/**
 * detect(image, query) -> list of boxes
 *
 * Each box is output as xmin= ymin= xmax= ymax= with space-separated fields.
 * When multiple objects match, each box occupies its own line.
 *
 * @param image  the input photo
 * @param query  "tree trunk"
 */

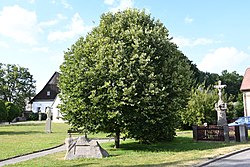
xmin=114 ymin=131 xmax=120 ymax=148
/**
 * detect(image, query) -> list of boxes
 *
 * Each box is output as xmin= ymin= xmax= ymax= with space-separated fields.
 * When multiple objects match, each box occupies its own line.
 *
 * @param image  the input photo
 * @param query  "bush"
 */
xmin=26 ymin=112 xmax=47 ymax=121
xmin=0 ymin=100 xmax=7 ymax=122
xmin=5 ymin=102 xmax=21 ymax=123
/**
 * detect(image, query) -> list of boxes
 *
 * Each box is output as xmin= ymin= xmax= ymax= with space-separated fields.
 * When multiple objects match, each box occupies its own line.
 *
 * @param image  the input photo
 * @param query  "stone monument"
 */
xmin=38 ymin=108 xmax=42 ymax=121
xmin=45 ymin=107 xmax=52 ymax=133
xmin=64 ymin=136 xmax=109 ymax=160
xmin=214 ymin=80 xmax=227 ymax=126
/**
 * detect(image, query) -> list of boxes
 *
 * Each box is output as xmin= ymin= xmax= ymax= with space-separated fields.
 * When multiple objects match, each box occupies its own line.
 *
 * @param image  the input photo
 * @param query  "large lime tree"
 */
xmin=59 ymin=9 xmax=193 ymax=147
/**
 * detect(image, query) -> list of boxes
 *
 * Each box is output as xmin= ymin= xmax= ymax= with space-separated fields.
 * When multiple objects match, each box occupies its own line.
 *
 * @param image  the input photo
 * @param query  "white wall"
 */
xmin=243 ymin=91 xmax=250 ymax=117
xmin=51 ymin=96 xmax=65 ymax=123
xmin=32 ymin=101 xmax=53 ymax=113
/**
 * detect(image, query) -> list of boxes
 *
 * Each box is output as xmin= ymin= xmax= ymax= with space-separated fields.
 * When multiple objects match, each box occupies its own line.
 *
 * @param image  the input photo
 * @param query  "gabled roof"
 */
xmin=240 ymin=68 xmax=250 ymax=91
xmin=30 ymin=72 xmax=60 ymax=103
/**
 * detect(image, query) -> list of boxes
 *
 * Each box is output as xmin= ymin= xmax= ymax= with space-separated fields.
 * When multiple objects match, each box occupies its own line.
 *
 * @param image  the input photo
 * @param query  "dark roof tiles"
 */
xmin=30 ymin=72 xmax=60 ymax=103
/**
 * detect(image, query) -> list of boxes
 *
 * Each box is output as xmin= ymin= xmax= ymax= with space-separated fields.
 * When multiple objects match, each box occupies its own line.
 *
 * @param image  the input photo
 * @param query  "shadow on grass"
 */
xmin=45 ymin=163 xmax=98 ymax=167
xmin=107 ymin=160 xmax=198 ymax=167
xmin=0 ymin=131 xmax=43 ymax=135
xmin=0 ymin=123 xmax=44 ymax=127
xmin=117 ymin=136 xmax=234 ymax=153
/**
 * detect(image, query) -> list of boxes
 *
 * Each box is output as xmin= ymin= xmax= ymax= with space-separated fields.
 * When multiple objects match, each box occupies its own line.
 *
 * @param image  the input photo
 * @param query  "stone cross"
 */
xmin=214 ymin=80 xmax=227 ymax=126
xmin=45 ymin=107 xmax=52 ymax=133
xmin=214 ymin=80 xmax=226 ymax=104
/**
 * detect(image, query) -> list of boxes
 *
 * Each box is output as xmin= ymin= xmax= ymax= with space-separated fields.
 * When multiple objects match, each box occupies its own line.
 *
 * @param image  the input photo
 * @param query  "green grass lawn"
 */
xmin=0 ymin=121 xmax=107 ymax=160
xmin=4 ymin=131 xmax=250 ymax=167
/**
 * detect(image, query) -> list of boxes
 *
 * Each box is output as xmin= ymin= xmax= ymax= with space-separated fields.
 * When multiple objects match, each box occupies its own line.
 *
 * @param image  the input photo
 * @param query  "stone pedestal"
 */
xmin=223 ymin=125 xmax=229 ymax=142
xmin=38 ymin=112 xmax=42 ymax=121
xmin=239 ymin=125 xmax=248 ymax=142
xmin=45 ymin=107 xmax=52 ymax=133
xmin=65 ymin=136 xmax=109 ymax=160
xmin=45 ymin=119 xmax=52 ymax=133
xmin=216 ymin=106 xmax=227 ymax=126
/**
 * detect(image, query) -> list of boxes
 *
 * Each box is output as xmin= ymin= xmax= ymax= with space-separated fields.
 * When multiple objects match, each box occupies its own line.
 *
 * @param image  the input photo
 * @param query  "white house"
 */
xmin=51 ymin=95 xmax=64 ymax=123
xmin=241 ymin=67 xmax=250 ymax=116
xmin=30 ymin=72 xmax=64 ymax=122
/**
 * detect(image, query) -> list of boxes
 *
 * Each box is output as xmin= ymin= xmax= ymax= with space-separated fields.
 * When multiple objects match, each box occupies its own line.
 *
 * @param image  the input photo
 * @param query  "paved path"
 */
xmin=0 ymin=145 xmax=65 ymax=167
xmin=198 ymin=148 xmax=250 ymax=167
xmin=0 ymin=139 xmax=112 ymax=166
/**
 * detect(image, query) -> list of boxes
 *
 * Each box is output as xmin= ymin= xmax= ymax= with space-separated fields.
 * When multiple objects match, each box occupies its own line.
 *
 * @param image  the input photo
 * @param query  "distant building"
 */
xmin=240 ymin=68 xmax=250 ymax=116
xmin=51 ymin=94 xmax=64 ymax=123
xmin=29 ymin=72 xmax=64 ymax=122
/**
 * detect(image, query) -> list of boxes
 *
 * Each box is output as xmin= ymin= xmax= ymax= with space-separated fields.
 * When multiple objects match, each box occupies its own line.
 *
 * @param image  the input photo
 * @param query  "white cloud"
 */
xmin=48 ymin=13 xmax=92 ymax=41
xmin=61 ymin=0 xmax=72 ymax=9
xmin=172 ymin=37 xmax=216 ymax=47
xmin=57 ymin=13 xmax=67 ymax=20
xmin=105 ymin=0 xmax=134 ymax=13
xmin=0 ymin=5 xmax=40 ymax=45
xmin=39 ymin=14 xmax=66 ymax=28
xmin=184 ymin=16 xmax=193 ymax=24
xmin=32 ymin=47 xmax=49 ymax=52
xmin=198 ymin=47 xmax=250 ymax=74
xmin=28 ymin=0 xmax=35 ymax=4
xmin=104 ymin=0 xmax=115 ymax=5
xmin=39 ymin=19 xmax=58 ymax=27
xmin=0 ymin=41 xmax=9 ymax=48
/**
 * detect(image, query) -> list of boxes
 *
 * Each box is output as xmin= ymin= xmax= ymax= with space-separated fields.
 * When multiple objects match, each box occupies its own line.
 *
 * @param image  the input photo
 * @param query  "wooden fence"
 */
xmin=192 ymin=125 xmax=247 ymax=142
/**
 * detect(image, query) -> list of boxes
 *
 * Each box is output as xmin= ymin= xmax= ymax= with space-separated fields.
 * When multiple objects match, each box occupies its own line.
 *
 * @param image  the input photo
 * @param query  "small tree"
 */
xmin=181 ymin=84 xmax=217 ymax=126
xmin=227 ymin=93 xmax=244 ymax=120
xmin=5 ymin=102 xmax=20 ymax=124
xmin=0 ymin=64 xmax=36 ymax=111
xmin=0 ymin=100 xmax=7 ymax=122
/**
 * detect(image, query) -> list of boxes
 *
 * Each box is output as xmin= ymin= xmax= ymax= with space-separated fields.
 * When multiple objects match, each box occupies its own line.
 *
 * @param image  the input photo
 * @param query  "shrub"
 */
xmin=0 ymin=100 xmax=7 ymax=122
xmin=5 ymin=102 xmax=21 ymax=124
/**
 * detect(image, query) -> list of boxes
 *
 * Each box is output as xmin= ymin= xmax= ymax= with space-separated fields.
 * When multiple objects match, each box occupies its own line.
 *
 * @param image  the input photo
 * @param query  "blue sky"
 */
xmin=1 ymin=0 xmax=250 ymax=92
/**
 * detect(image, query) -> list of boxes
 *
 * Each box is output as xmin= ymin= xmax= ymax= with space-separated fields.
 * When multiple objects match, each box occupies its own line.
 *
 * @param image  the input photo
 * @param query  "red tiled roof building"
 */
xmin=240 ymin=68 xmax=250 ymax=116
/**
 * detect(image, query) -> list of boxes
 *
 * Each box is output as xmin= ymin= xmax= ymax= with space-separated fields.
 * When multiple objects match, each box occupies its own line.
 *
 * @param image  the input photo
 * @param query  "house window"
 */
xmin=47 ymin=91 xmax=51 ymax=96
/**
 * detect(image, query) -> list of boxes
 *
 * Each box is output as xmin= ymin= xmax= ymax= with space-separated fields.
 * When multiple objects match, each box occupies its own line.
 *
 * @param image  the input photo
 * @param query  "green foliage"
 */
xmin=219 ymin=70 xmax=243 ymax=102
xmin=0 ymin=100 xmax=7 ymax=122
xmin=26 ymin=112 xmax=47 ymax=121
xmin=5 ymin=102 xmax=21 ymax=123
xmin=227 ymin=93 xmax=244 ymax=120
xmin=59 ymin=9 xmax=193 ymax=145
xmin=194 ymin=70 xmax=243 ymax=121
xmin=181 ymin=84 xmax=217 ymax=126
xmin=0 ymin=64 xmax=36 ymax=112
xmin=196 ymin=71 xmax=219 ymax=88
xmin=197 ymin=70 xmax=243 ymax=102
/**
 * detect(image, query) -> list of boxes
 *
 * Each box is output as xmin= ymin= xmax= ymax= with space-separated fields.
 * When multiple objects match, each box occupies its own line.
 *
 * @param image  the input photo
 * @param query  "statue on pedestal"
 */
xmin=45 ymin=107 xmax=52 ymax=133
xmin=214 ymin=81 xmax=227 ymax=126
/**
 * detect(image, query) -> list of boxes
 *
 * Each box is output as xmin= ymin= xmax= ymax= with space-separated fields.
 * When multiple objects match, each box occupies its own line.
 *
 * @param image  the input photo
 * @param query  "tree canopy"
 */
xmin=219 ymin=70 xmax=243 ymax=102
xmin=59 ymin=9 xmax=194 ymax=147
xmin=0 ymin=63 xmax=36 ymax=111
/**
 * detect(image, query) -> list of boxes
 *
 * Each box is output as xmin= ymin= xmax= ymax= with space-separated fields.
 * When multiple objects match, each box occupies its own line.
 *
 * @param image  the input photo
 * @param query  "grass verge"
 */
xmin=0 ymin=121 xmax=107 ymax=160
xmin=5 ymin=131 xmax=250 ymax=167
